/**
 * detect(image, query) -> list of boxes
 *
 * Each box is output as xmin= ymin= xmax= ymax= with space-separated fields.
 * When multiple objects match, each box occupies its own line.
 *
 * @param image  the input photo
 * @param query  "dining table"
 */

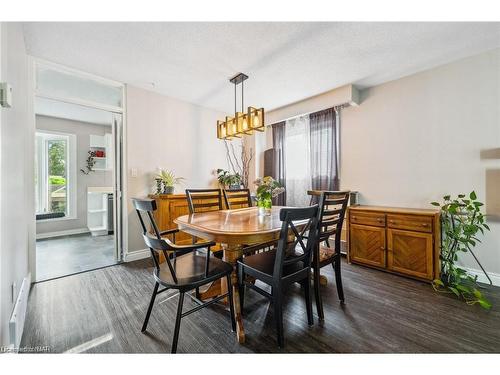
xmin=174 ymin=206 xmax=292 ymax=344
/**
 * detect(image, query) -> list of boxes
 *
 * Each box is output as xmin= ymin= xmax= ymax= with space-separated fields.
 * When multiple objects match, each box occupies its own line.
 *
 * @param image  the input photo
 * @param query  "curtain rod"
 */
xmin=265 ymin=104 xmax=346 ymax=127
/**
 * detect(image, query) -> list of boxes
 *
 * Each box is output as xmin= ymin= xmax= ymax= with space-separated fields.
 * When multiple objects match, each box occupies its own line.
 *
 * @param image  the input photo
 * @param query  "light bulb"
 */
xmin=232 ymin=122 xmax=237 ymax=133
xmin=253 ymin=114 xmax=260 ymax=127
xmin=221 ymin=125 xmax=226 ymax=137
xmin=242 ymin=118 xmax=248 ymax=130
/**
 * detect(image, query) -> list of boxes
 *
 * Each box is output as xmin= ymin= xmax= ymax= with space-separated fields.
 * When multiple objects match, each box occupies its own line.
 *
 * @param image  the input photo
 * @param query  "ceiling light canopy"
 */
xmin=217 ymin=73 xmax=264 ymax=140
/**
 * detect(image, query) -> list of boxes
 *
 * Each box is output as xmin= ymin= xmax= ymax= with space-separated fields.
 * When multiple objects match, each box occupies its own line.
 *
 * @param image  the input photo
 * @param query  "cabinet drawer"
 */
xmin=350 ymin=211 xmax=385 ymax=227
xmin=387 ymin=214 xmax=432 ymax=233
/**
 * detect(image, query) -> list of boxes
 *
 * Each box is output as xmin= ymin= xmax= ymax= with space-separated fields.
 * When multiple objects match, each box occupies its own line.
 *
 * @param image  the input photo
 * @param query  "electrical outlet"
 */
xmin=11 ymin=282 xmax=17 ymax=303
xmin=130 ymin=168 xmax=138 ymax=178
xmin=0 ymin=82 xmax=13 ymax=108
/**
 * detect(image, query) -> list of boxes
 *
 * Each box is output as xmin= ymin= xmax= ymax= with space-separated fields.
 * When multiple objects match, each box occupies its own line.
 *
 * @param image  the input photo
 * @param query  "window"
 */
xmin=35 ymin=131 xmax=76 ymax=219
xmin=284 ymin=115 xmax=312 ymax=207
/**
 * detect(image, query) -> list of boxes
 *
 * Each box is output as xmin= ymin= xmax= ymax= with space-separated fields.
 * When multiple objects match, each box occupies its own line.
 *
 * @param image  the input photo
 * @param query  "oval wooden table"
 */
xmin=174 ymin=206 xmax=289 ymax=344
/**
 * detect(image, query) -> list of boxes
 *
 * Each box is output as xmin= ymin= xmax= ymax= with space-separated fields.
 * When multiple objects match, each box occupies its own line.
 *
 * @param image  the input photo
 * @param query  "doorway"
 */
xmin=33 ymin=62 xmax=125 ymax=282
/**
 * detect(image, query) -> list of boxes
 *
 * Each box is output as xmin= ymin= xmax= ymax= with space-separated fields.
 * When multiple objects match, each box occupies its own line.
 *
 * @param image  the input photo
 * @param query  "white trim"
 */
xmin=462 ymin=267 xmax=500 ymax=287
xmin=121 ymin=85 xmax=128 ymax=262
xmin=124 ymin=248 xmax=150 ymax=262
xmin=36 ymin=227 xmax=90 ymax=240
xmin=33 ymin=57 xmax=124 ymax=88
xmin=35 ymin=92 xmax=124 ymax=114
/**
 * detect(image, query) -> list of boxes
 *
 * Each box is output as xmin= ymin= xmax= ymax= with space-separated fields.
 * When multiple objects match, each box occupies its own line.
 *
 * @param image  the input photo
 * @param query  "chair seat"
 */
xmin=317 ymin=244 xmax=341 ymax=265
xmin=238 ymin=249 xmax=305 ymax=284
xmin=155 ymin=252 xmax=232 ymax=289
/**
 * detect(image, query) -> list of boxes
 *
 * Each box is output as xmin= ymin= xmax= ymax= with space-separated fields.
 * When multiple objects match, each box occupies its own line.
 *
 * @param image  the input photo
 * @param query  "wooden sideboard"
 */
xmin=148 ymin=194 xmax=193 ymax=245
xmin=346 ymin=205 xmax=440 ymax=282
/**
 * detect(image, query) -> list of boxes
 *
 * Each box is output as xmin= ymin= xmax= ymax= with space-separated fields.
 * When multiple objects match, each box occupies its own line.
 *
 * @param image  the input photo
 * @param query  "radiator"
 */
xmin=9 ymin=274 xmax=31 ymax=351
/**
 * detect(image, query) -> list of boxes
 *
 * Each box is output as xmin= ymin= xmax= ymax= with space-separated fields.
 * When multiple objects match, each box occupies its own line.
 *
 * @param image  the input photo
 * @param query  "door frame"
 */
xmin=29 ymin=58 xmax=128 ymax=281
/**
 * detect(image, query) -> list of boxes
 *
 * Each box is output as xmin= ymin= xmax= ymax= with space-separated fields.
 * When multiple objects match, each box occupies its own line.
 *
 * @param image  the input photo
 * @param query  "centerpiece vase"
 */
xmin=257 ymin=197 xmax=272 ymax=216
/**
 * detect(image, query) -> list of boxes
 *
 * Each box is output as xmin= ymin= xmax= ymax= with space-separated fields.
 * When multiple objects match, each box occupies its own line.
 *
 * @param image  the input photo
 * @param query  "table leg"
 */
xmin=221 ymin=243 xmax=245 ymax=344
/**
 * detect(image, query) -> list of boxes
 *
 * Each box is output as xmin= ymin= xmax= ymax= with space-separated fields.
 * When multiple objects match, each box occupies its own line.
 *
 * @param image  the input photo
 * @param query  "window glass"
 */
xmin=36 ymin=132 xmax=71 ymax=217
xmin=47 ymin=139 xmax=67 ymax=214
xmin=36 ymin=65 xmax=123 ymax=108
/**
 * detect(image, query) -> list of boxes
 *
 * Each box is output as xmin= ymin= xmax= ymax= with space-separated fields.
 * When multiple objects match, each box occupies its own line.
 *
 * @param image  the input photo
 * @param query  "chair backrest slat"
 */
xmin=186 ymin=189 xmax=223 ymax=214
xmin=272 ymin=206 xmax=320 ymax=278
xmin=223 ymin=188 xmax=252 ymax=210
xmin=309 ymin=191 xmax=350 ymax=252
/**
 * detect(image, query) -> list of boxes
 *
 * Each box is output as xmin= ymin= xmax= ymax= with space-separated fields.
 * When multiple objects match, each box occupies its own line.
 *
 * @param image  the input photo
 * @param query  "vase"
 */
xmin=257 ymin=197 xmax=272 ymax=216
xmin=155 ymin=178 xmax=163 ymax=194
xmin=162 ymin=184 xmax=174 ymax=194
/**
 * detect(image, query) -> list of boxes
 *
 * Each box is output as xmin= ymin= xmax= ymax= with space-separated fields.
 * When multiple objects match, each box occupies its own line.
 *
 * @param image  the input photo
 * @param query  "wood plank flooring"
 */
xmin=21 ymin=258 xmax=500 ymax=353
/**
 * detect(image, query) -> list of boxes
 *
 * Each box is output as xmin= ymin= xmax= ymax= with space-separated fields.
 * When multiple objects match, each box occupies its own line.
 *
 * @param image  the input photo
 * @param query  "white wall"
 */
xmin=35 ymin=115 xmax=113 ymax=235
xmin=125 ymin=85 xmax=228 ymax=254
xmin=257 ymin=48 xmax=500 ymax=278
xmin=0 ymin=23 xmax=31 ymax=346
xmin=341 ymin=48 xmax=500 ymax=277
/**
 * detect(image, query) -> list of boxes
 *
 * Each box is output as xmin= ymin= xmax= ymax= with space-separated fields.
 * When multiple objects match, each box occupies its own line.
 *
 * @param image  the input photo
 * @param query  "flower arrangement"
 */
xmin=254 ymin=176 xmax=285 ymax=215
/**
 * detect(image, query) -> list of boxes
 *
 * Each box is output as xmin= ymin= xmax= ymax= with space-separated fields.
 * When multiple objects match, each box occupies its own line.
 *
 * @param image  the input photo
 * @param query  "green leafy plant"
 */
xmin=80 ymin=150 xmax=97 ymax=175
xmin=155 ymin=170 xmax=185 ymax=187
xmin=431 ymin=192 xmax=491 ymax=309
xmin=216 ymin=168 xmax=242 ymax=188
xmin=49 ymin=175 xmax=66 ymax=186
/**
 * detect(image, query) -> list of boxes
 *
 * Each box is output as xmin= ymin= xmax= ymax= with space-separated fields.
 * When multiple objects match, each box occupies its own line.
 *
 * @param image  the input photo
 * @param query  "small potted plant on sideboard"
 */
xmin=155 ymin=169 xmax=185 ymax=194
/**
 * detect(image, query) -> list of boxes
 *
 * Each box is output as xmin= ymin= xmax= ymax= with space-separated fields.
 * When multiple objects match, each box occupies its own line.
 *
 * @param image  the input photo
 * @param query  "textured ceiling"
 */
xmin=23 ymin=22 xmax=500 ymax=113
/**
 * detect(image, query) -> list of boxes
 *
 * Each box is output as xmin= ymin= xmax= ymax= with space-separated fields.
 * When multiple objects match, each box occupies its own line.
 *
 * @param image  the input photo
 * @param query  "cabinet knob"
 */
xmin=380 ymin=246 xmax=384 ymax=250
xmin=389 ymin=220 xmax=395 ymax=224
xmin=352 ymin=216 xmax=356 ymax=220
xmin=422 ymin=223 xmax=428 ymax=227
xmin=377 ymin=218 xmax=382 ymax=222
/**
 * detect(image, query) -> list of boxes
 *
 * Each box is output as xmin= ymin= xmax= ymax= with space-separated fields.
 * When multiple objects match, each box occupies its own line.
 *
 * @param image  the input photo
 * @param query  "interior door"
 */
xmin=349 ymin=224 xmax=386 ymax=268
xmin=387 ymin=228 xmax=433 ymax=280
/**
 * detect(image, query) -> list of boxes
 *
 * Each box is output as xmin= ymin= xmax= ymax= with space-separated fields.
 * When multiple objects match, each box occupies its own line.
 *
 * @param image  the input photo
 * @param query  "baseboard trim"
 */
xmin=9 ymin=272 xmax=31 ymax=351
xmin=124 ymin=248 xmax=150 ymax=262
xmin=36 ymin=227 xmax=89 ymax=240
xmin=462 ymin=266 xmax=500 ymax=287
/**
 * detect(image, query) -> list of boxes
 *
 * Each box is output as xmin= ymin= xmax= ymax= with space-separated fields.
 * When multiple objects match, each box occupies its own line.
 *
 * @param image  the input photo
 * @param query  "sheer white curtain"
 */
xmin=284 ymin=115 xmax=311 ymax=207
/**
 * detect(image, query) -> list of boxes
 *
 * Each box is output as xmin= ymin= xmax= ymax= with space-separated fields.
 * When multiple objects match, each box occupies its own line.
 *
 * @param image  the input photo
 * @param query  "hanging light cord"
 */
xmin=234 ymin=81 xmax=237 ymax=114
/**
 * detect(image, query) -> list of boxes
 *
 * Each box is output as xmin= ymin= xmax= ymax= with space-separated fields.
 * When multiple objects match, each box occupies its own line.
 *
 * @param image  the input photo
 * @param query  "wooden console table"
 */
xmin=148 ymin=194 xmax=193 ymax=245
xmin=347 ymin=205 xmax=440 ymax=282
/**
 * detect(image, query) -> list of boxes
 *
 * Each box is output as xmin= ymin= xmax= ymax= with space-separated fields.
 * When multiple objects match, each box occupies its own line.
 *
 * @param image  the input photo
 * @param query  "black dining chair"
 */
xmin=237 ymin=205 xmax=320 ymax=348
xmin=307 ymin=190 xmax=350 ymax=320
xmin=223 ymin=188 xmax=252 ymax=209
xmin=133 ymin=198 xmax=236 ymax=353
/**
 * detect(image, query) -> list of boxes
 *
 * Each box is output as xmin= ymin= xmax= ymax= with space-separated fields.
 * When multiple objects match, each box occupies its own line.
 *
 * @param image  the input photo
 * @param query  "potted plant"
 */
xmin=431 ymin=192 xmax=491 ymax=309
xmin=155 ymin=170 xmax=185 ymax=194
xmin=216 ymin=168 xmax=242 ymax=190
xmin=80 ymin=150 xmax=97 ymax=175
xmin=254 ymin=176 xmax=285 ymax=216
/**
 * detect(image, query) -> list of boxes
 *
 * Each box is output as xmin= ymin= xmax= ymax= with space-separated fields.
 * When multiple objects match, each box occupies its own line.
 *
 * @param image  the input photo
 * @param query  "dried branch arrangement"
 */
xmin=224 ymin=140 xmax=253 ymax=188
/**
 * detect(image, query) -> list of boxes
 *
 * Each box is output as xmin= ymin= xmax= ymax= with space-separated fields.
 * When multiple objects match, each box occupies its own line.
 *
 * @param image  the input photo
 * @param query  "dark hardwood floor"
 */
xmin=21 ymin=257 xmax=500 ymax=353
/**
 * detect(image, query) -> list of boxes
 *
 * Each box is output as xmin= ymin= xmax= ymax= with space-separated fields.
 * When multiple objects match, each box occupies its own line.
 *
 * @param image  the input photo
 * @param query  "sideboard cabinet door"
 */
xmin=387 ymin=228 xmax=434 ymax=280
xmin=349 ymin=224 xmax=386 ymax=268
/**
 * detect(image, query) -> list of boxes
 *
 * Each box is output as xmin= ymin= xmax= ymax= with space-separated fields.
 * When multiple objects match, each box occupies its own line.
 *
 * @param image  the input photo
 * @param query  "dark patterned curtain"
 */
xmin=309 ymin=107 xmax=339 ymax=191
xmin=272 ymin=121 xmax=286 ymax=205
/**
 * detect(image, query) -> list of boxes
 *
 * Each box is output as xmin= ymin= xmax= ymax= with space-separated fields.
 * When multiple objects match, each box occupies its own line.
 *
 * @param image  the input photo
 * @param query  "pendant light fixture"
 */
xmin=217 ymin=73 xmax=264 ymax=140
